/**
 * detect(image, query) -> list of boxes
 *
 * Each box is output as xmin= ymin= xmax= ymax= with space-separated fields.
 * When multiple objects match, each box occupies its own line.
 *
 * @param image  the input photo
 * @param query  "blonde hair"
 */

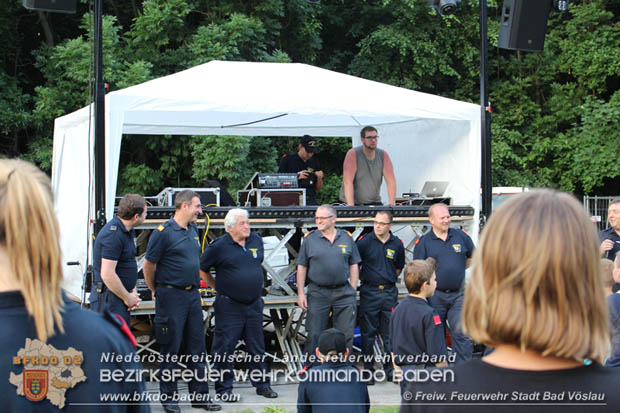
xmin=600 ymin=259 xmax=615 ymax=289
xmin=463 ymin=189 xmax=609 ymax=364
xmin=0 ymin=159 xmax=64 ymax=341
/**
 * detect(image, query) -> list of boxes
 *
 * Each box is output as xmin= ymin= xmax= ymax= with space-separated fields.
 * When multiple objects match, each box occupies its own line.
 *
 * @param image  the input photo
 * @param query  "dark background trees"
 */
xmin=1 ymin=0 xmax=619 ymax=201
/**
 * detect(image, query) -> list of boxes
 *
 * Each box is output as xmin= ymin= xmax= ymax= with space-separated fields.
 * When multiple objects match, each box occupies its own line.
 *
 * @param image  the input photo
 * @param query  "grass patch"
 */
xmin=370 ymin=406 xmax=399 ymax=413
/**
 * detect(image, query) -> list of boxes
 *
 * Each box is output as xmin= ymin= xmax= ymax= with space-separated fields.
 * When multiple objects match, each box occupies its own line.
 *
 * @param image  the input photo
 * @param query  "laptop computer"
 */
xmin=420 ymin=181 xmax=449 ymax=198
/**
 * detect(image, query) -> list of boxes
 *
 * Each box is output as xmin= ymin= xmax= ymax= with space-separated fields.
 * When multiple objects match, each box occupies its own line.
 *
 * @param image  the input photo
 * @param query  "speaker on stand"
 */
xmin=498 ymin=0 xmax=553 ymax=52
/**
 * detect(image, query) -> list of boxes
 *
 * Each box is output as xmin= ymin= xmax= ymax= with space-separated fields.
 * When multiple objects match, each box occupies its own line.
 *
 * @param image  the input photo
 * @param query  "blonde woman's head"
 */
xmin=463 ymin=189 xmax=609 ymax=363
xmin=0 ymin=159 xmax=64 ymax=341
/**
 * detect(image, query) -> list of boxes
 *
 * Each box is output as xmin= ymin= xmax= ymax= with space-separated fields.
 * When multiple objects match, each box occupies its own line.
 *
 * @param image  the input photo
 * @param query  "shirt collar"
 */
xmin=368 ymin=231 xmax=395 ymax=243
xmin=318 ymin=229 xmax=342 ymax=240
xmin=112 ymin=215 xmax=130 ymax=233
xmin=168 ymin=217 xmax=186 ymax=231
xmin=429 ymin=227 xmax=452 ymax=240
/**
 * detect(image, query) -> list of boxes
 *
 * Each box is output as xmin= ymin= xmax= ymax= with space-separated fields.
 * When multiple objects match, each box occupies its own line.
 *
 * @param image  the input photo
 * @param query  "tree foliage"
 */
xmin=1 ymin=0 xmax=620 ymax=200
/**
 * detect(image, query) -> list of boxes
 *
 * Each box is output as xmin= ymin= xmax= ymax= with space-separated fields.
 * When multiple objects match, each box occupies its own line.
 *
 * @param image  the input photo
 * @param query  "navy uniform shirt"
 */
xmin=413 ymin=227 xmax=474 ymax=291
xmin=145 ymin=218 xmax=201 ymax=287
xmin=599 ymin=227 xmax=620 ymax=262
xmin=356 ymin=231 xmax=405 ymax=285
xmin=91 ymin=216 xmax=138 ymax=303
xmin=297 ymin=361 xmax=369 ymax=413
xmin=200 ymin=232 xmax=264 ymax=304
xmin=297 ymin=229 xmax=361 ymax=286
xmin=278 ymin=153 xmax=321 ymax=205
xmin=1 ymin=291 xmax=148 ymax=412
xmin=389 ymin=295 xmax=448 ymax=366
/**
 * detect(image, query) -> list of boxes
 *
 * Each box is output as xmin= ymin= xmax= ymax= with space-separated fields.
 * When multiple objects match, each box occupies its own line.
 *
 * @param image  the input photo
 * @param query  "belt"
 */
xmin=436 ymin=288 xmax=460 ymax=293
xmin=219 ymin=294 xmax=257 ymax=306
xmin=362 ymin=283 xmax=395 ymax=290
xmin=156 ymin=283 xmax=196 ymax=291
xmin=314 ymin=282 xmax=348 ymax=289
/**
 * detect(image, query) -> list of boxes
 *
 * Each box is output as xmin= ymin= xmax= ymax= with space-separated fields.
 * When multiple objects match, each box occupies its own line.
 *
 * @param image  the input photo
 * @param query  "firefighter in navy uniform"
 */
xmin=90 ymin=194 xmax=146 ymax=326
xmin=199 ymin=208 xmax=277 ymax=400
xmin=297 ymin=328 xmax=370 ymax=413
xmin=356 ymin=211 xmax=405 ymax=382
xmin=0 ymin=158 xmax=148 ymax=412
xmin=413 ymin=203 xmax=475 ymax=363
xmin=143 ymin=190 xmax=221 ymax=412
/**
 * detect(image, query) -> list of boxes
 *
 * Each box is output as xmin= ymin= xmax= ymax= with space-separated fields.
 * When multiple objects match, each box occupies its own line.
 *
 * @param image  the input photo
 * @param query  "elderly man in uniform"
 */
xmin=413 ymin=203 xmax=475 ymax=363
xmin=340 ymin=126 xmax=397 ymax=206
xmin=90 ymin=194 xmax=146 ymax=326
xmin=200 ymin=208 xmax=277 ymax=400
xmin=356 ymin=210 xmax=405 ymax=382
xmin=600 ymin=199 xmax=620 ymax=292
xmin=143 ymin=190 xmax=221 ymax=412
xmin=297 ymin=205 xmax=361 ymax=357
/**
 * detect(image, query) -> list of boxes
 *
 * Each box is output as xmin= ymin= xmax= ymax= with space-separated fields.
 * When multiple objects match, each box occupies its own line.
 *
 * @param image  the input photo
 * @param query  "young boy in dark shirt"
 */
xmin=389 ymin=258 xmax=448 ymax=393
xmin=297 ymin=328 xmax=370 ymax=412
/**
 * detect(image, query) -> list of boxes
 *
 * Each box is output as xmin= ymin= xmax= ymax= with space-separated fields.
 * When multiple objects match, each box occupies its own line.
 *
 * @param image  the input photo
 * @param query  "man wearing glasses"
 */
xmin=296 ymin=205 xmax=361 ymax=358
xmin=356 ymin=211 xmax=405 ymax=383
xmin=340 ymin=126 xmax=397 ymax=206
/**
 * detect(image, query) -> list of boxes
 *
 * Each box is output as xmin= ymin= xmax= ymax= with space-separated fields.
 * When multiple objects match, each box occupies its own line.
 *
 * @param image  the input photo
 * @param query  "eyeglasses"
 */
xmin=363 ymin=135 xmax=378 ymax=140
xmin=373 ymin=221 xmax=391 ymax=226
xmin=315 ymin=215 xmax=334 ymax=221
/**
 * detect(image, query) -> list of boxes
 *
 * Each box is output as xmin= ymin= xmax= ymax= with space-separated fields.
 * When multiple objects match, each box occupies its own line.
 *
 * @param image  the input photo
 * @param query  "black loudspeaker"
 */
xmin=23 ymin=0 xmax=76 ymax=14
xmin=498 ymin=0 xmax=552 ymax=52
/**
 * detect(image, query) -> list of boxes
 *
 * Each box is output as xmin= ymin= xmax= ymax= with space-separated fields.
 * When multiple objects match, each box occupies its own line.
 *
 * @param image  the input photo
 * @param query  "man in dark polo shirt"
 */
xmin=600 ymin=199 xmax=620 ymax=292
xmin=297 ymin=204 xmax=361 ymax=356
xmin=90 ymin=194 xmax=146 ymax=326
xmin=356 ymin=210 xmax=405 ymax=382
xmin=200 ymin=208 xmax=277 ymax=400
xmin=143 ymin=190 xmax=221 ymax=412
xmin=413 ymin=203 xmax=475 ymax=363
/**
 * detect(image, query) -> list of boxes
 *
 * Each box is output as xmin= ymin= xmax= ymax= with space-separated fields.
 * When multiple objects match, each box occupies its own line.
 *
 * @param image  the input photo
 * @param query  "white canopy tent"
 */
xmin=52 ymin=60 xmax=481 ymax=299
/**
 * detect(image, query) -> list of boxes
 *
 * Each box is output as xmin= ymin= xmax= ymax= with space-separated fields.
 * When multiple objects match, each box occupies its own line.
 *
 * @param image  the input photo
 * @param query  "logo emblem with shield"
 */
xmin=24 ymin=370 xmax=48 ymax=402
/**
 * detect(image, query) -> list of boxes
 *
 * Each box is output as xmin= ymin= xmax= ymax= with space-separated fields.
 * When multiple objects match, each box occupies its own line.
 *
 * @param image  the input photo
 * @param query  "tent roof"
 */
xmin=107 ymin=60 xmax=479 ymax=136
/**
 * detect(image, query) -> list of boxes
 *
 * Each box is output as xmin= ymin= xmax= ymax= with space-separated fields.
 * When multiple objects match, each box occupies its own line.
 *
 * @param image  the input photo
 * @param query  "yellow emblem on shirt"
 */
xmin=249 ymin=248 xmax=258 ymax=258
xmin=157 ymin=225 xmax=165 ymax=232
xmin=386 ymin=248 xmax=395 ymax=259
xmin=452 ymin=244 xmax=462 ymax=253
xmin=337 ymin=244 xmax=348 ymax=254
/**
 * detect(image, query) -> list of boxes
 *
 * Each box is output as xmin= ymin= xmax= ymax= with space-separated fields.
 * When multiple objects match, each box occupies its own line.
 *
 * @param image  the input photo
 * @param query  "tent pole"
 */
xmin=480 ymin=0 xmax=492 ymax=224
xmin=94 ymin=0 xmax=106 ymax=235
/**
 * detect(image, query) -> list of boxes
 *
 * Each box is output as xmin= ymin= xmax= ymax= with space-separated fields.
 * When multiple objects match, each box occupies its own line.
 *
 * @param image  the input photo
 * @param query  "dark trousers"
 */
xmin=428 ymin=289 xmax=472 ymax=363
xmin=305 ymin=283 xmax=357 ymax=355
xmin=92 ymin=290 xmax=130 ymax=327
xmin=154 ymin=288 xmax=210 ymax=399
xmin=359 ymin=285 xmax=397 ymax=372
xmin=211 ymin=295 xmax=270 ymax=394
